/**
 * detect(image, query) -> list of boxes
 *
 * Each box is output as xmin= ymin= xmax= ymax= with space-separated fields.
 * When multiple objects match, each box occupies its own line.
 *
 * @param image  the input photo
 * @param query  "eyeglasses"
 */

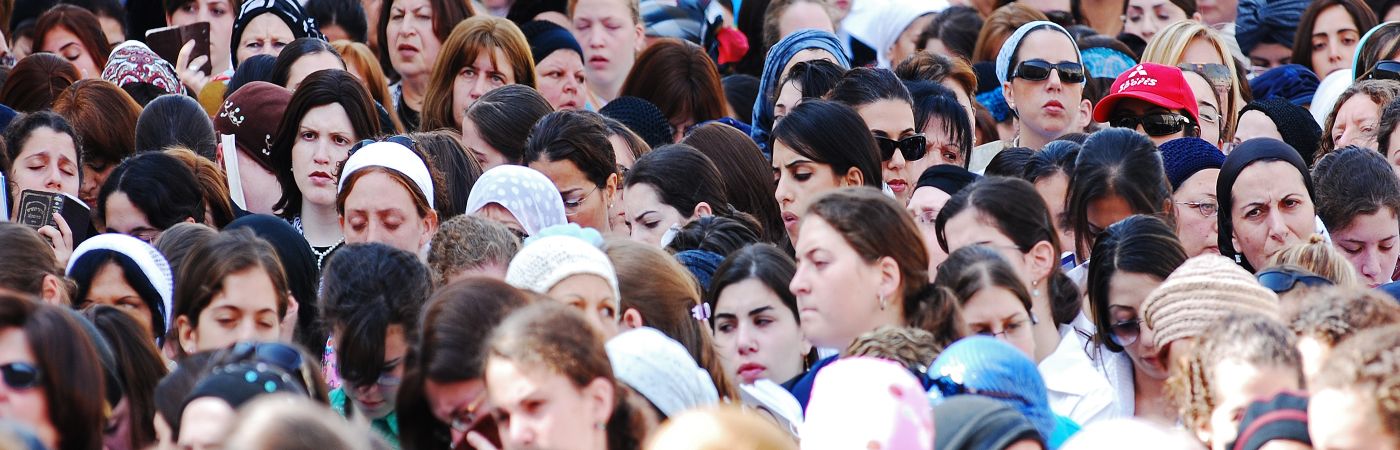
xmin=0 ymin=362 xmax=41 ymax=390
xmin=1257 ymin=269 xmax=1334 ymax=293
xmin=876 ymin=134 xmax=927 ymax=162
xmin=563 ymin=186 xmax=597 ymax=217
xmin=1175 ymin=201 xmax=1218 ymax=218
xmin=449 ymin=391 xmax=491 ymax=435
xmin=1366 ymin=60 xmax=1400 ymax=81
xmin=973 ymin=316 xmax=1036 ymax=340
xmin=1012 ymin=59 xmax=1086 ymax=84
xmin=224 ymin=342 xmax=314 ymax=396
xmin=1178 ymin=63 xmax=1232 ymax=100
xmin=927 ymin=375 xmax=1028 ymax=403
xmin=1109 ymin=318 xmax=1143 ymax=346
xmin=1110 ymin=113 xmax=1193 ymax=137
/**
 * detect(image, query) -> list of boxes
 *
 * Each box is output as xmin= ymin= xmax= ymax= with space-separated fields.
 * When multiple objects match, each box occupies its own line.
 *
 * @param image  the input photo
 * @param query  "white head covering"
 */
xmin=338 ymin=141 xmax=435 ymax=208
xmin=995 ymin=21 xmax=1084 ymax=84
xmin=844 ymin=0 xmax=946 ymax=69
xmin=464 ymin=165 xmax=568 ymax=237
xmin=606 ymin=327 xmax=720 ymax=417
xmin=505 ymin=235 xmax=620 ymax=302
xmin=1311 ymin=69 xmax=1354 ymax=126
xmin=66 ymin=233 xmax=175 ymax=334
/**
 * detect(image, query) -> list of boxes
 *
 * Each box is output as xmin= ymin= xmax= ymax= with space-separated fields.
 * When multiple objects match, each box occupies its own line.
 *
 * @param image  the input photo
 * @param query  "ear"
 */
xmin=279 ymin=293 xmax=300 ymax=343
xmin=604 ymin=172 xmax=620 ymax=208
xmin=692 ymin=201 xmax=713 ymax=218
xmin=841 ymin=166 xmax=865 ymax=187
xmin=40 ymin=274 xmax=66 ymax=306
xmin=583 ymin=377 xmax=617 ymax=426
xmin=176 ymin=315 xmax=198 ymax=355
xmin=1076 ymin=99 xmax=1093 ymax=129
xmin=420 ymin=211 xmax=440 ymax=249
xmin=184 ymin=217 xmax=197 ymax=224
xmin=216 ymin=143 xmax=226 ymax=168
xmin=620 ymin=308 xmax=645 ymax=330
xmin=1024 ymin=240 xmax=1056 ymax=288
xmin=876 ymin=256 xmax=902 ymax=307
xmin=1191 ymin=12 xmax=1203 ymax=22
xmin=632 ymin=23 xmax=646 ymax=53
xmin=1001 ymin=81 xmax=1016 ymax=112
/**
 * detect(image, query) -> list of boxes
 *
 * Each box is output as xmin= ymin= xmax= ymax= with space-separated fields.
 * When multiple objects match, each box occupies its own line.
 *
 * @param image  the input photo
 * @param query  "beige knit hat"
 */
xmin=1141 ymin=254 xmax=1280 ymax=350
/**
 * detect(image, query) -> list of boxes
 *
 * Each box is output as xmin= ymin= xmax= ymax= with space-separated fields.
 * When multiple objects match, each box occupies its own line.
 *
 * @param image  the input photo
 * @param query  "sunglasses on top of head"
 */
xmin=1109 ymin=113 xmax=1193 ymax=137
xmin=876 ymin=134 xmax=927 ymax=162
xmin=1366 ymin=60 xmax=1400 ymax=81
xmin=1013 ymin=59 xmax=1086 ymax=84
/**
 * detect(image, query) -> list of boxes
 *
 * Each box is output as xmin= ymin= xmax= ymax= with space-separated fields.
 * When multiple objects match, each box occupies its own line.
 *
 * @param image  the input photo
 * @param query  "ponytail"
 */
xmin=902 ymin=283 xmax=966 ymax=349
xmin=1047 ymin=271 xmax=1081 ymax=325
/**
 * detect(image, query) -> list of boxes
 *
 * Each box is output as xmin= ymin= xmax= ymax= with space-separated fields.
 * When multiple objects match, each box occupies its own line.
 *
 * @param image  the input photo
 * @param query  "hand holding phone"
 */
xmin=146 ymin=22 xmax=213 ymax=93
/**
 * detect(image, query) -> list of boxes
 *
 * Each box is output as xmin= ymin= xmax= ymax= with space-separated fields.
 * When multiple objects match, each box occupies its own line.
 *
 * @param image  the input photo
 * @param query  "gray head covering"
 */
xmin=995 ymin=21 xmax=1084 ymax=84
xmin=464 ymin=165 xmax=568 ymax=237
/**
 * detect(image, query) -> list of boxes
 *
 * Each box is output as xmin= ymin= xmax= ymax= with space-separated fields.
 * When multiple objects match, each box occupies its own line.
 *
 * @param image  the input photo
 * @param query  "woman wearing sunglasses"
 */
xmin=1217 ymin=138 xmax=1318 ymax=273
xmin=972 ymin=21 xmax=1086 ymax=173
xmin=336 ymin=138 xmax=442 ymax=256
xmin=828 ymin=68 xmax=924 ymax=205
xmin=523 ymin=110 xmax=620 ymax=234
xmin=1085 ymin=215 xmax=1187 ymax=423
xmin=1141 ymin=21 xmax=1249 ymax=145
xmin=934 ymin=245 xmax=1039 ymax=358
xmin=0 ymin=294 xmax=106 ymax=450
xmin=1092 ymin=63 xmax=1202 ymax=147
xmin=320 ymin=243 xmax=433 ymax=448
xmin=771 ymin=100 xmax=883 ymax=246
xmin=1312 ymin=147 xmax=1400 ymax=288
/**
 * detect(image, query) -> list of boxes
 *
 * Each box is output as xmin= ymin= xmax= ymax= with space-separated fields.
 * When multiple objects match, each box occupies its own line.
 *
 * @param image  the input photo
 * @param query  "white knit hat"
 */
xmin=606 ymin=327 xmax=720 ymax=417
xmin=66 ymin=233 xmax=174 ymax=334
xmin=505 ymin=235 xmax=620 ymax=303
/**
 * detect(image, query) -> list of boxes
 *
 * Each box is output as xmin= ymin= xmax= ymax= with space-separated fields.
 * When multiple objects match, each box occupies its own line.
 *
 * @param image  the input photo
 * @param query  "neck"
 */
xmin=1133 ymin=368 xmax=1172 ymax=421
xmin=590 ymin=70 xmax=628 ymax=103
xmin=1017 ymin=128 xmax=1057 ymax=150
xmin=300 ymin=202 xmax=343 ymax=247
xmin=1029 ymin=278 xmax=1061 ymax=363
xmin=401 ymin=75 xmax=427 ymax=109
xmin=1080 ymin=0 xmax=1124 ymax=36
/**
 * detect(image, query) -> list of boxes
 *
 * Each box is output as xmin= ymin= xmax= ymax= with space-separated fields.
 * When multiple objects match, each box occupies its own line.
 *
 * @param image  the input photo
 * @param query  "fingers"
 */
xmin=463 ymin=432 xmax=500 ymax=450
xmin=177 ymin=39 xmax=195 ymax=69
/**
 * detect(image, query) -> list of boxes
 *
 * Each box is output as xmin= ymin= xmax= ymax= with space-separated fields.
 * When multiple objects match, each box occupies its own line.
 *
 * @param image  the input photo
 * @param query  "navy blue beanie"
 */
xmin=519 ymin=20 xmax=584 ymax=65
xmin=1240 ymin=99 xmax=1323 ymax=165
xmin=1160 ymin=137 xmax=1226 ymax=190
xmin=600 ymin=96 xmax=675 ymax=148
xmin=1249 ymin=64 xmax=1320 ymax=107
xmin=1235 ymin=0 xmax=1308 ymax=54
xmin=675 ymin=249 xmax=725 ymax=291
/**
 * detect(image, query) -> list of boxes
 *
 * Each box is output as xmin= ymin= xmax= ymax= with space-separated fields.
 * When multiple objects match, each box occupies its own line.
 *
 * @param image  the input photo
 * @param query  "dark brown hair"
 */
xmin=411 ymin=129 xmax=482 ymax=219
xmin=81 ymin=305 xmax=168 ymax=450
xmin=170 ymin=229 xmax=292 ymax=356
xmin=33 ymin=5 xmax=112 ymax=73
xmin=682 ymin=123 xmax=786 ymax=245
xmin=935 ymin=244 xmax=1031 ymax=317
xmin=805 ymin=187 xmax=963 ymax=341
xmin=1293 ymin=0 xmax=1378 ymax=76
xmin=164 ymin=146 xmax=236 ymax=228
xmin=420 ymin=16 xmax=537 ymax=132
xmin=972 ymin=3 xmax=1048 ymax=63
xmin=1313 ymin=146 xmax=1400 ymax=233
xmin=893 ymin=50 xmax=978 ymax=99
xmin=51 ymin=79 xmax=141 ymax=172
xmin=465 ymin=84 xmax=554 ymax=165
xmin=0 ymin=223 xmax=62 ymax=299
xmin=0 ymin=294 xmax=107 ymax=450
xmin=619 ymin=39 xmax=727 ymax=132
xmin=523 ymin=110 xmax=618 ymax=188
xmin=270 ymin=69 xmax=381 ymax=219
xmin=0 ymin=53 xmax=79 ymax=112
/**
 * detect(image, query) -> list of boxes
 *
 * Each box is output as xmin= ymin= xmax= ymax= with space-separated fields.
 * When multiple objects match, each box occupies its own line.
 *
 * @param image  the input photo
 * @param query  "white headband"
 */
xmin=337 ymin=141 xmax=435 ymax=208
xmin=66 ymin=233 xmax=174 ymax=334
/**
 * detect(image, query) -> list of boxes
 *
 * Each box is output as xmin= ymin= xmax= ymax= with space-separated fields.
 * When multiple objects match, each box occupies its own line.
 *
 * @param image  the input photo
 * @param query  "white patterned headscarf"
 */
xmin=465 ymin=165 xmax=568 ymax=237
xmin=66 ymin=233 xmax=175 ymax=336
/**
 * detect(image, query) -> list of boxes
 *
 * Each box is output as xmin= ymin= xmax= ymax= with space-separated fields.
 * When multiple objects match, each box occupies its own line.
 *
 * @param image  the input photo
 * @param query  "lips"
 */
xmin=588 ymin=55 xmax=610 ymax=70
xmin=396 ymin=43 xmax=419 ymax=58
xmin=782 ymin=211 xmax=799 ymax=231
xmin=1043 ymin=100 xmax=1065 ymax=113
xmin=308 ymin=171 xmax=334 ymax=186
xmin=737 ymin=362 xmax=767 ymax=384
xmin=888 ymin=179 xmax=907 ymax=193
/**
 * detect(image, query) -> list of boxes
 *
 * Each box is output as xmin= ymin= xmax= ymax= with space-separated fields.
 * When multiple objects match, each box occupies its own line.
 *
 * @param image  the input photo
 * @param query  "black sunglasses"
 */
xmin=1257 ymin=269 xmax=1333 ymax=293
xmin=876 ymin=134 xmax=927 ymax=162
xmin=0 ymin=362 xmax=41 ymax=390
xmin=1367 ymin=60 xmax=1400 ymax=81
xmin=1109 ymin=113 xmax=1193 ymax=137
xmin=1013 ymin=59 xmax=1086 ymax=84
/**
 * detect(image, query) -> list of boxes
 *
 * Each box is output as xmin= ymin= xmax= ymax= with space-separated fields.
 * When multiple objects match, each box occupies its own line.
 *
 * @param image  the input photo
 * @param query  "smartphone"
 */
xmin=16 ymin=190 xmax=91 ymax=244
xmin=145 ymin=22 xmax=212 ymax=76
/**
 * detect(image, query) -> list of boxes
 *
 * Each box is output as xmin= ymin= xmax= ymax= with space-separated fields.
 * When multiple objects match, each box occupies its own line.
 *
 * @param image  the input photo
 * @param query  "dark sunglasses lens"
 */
xmin=1017 ymin=61 xmax=1052 ymax=81
xmin=2 ymin=363 xmax=39 ymax=389
xmin=877 ymin=138 xmax=898 ymax=161
xmin=257 ymin=344 xmax=303 ymax=372
xmin=902 ymin=135 xmax=927 ymax=161
xmin=1256 ymin=272 xmax=1295 ymax=292
xmin=1057 ymin=63 xmax=1085 ymax=83
xmin=1141 ymin=115 xmax=1186 ymax=136
xmin=1109 ymin=116 xmax=1139 ymax=129
xmin=1111 ymin=321 xmax=1140 ymax=346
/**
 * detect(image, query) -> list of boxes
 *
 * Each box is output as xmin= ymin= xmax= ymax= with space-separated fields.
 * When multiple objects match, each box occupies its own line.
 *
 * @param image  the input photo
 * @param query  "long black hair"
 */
xmin=270 ymin=69 xmax=381 ymax=219
xmin=319 ymin=243 xmax=431 ymax=402
xmin=1086 ymin=215 xmax=1187 ymax=352
xmin=772 ymin=100 xmax=883 ymax=188
xmin=1066 ymin=128 xmax=1173 ymax=260
xmin=624 ymin=144 xmax=762 ymax=236
xmin=906 ymin=80 xmax=973 ymax=167
xmin=705 ymin=243 xmax=817 ymax=368
xmin=97 ymin=152 xmax=205 ymax=231
xmin=268 ymin=37 xmax=345 ymax=88
xmin=523 ymin=110 xmax=617 ymax=188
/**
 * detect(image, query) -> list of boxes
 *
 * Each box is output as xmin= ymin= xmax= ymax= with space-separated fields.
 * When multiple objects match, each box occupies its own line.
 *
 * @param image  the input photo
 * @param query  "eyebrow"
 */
xmin=784 ymin=159 xmax=813 ymax=169
xmin=630 ymin=210 xmax=656 ymax=222
xmin=748 ymin=306 xmax=775 ymax=317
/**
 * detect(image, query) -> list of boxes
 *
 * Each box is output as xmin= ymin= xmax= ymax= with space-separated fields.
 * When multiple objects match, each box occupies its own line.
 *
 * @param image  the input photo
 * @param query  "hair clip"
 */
xmin=691 ymin=303 xmax=711 ymax=322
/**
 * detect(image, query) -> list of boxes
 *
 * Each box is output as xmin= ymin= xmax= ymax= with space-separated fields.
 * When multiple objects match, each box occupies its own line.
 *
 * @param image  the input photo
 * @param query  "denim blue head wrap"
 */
xmin=927 ymin=336 xmax=1054 ymax=441
xmin=675 ymin=249 xmax=726 ymax=291
xmin=1248 ymin=64 xmax=1319 ymax=106
xmin=1081 ymin=47 xmax=1136 ymax=80
xmin=1234 ymin=0 xmax=1307 ymax=54
xmin=976 ymin=87 xmax=1011 ymax=123
xmin=994 ymin=21 xmax=1082 ymax=85
xmin=750 ymin=29 xmax=851 ymax=158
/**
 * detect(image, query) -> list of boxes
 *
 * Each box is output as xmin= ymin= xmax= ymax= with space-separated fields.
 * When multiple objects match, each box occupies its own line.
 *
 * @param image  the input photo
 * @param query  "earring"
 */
xmin=1032 ymin=280 xmax=1041 ymax=297
xmin=879 ymin=294 xmax=887 ymax=311
xmin=595 ymin=422 xmax=606 ymax=430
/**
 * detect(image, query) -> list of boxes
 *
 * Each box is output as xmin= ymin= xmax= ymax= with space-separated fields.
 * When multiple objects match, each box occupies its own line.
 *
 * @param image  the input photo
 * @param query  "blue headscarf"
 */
xmin=1081 ymin=47 xmax=1136 ymax=80
xmin=927 ymin=336 xmax=1054 ymax=441
xmin=750 ymin=29 xmax=851 ymax=157
xmin=1234 ymin=0 xmax=1307 ymax=55
xmin=1248 ymin=64 xmax=1319 ymax=106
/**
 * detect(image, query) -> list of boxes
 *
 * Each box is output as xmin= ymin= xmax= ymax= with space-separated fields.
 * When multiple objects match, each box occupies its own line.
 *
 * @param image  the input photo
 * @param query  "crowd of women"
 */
xmin=2 ymin=0 xmax=1400 ymax=448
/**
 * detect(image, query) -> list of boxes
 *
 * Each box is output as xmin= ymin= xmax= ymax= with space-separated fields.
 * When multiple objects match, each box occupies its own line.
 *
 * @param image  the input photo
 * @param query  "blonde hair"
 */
xmin=331 ymin=40 xmax=403 ymax=133
xmin=1140 ymin=20 xmax=1246 ymax=143
xmin=644 ymin=406 xmax=797 ymax=450
xmin=1267 ymin=235 xmax=1361 ymax=287
xmin=225 ymin=395 xmax=376 ymax=450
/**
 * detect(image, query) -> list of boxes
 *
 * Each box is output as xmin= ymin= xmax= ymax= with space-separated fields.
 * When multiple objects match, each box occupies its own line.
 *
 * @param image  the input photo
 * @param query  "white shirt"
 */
xmin=1039 ymin=313 xmax=1135 ymax=426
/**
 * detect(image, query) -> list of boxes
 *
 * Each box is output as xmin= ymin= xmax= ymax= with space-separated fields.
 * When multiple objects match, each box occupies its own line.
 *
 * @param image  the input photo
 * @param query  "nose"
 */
xmin=789 ymin=265 xmax=810 ymax=297
xmin=44 ymin=167 xmax=64 ymax=191
xmin=509 ymin=418 xmax=535 ymax=446
xmin=312 ymin=141 xmax=332 ymax=164
xmin=470 ymin=77 xmax=491 ymax=101
xmin=735 ymin=324 xmax=758 ymax=356
xmin=1265 ymin=210 xmax=1291 ymax=242
xmin=365 ymin=221 xmax=390 ymax=244
xmin=887 ymin=149 xmax=906 ymax=171
xmin=1359 ymin=251 xmax=1381 ymax=282
xmin=1328 ymin=37 xmax=1344 ymax=62
xmin=233 ymin=319 xmax=260 ymax=342
xmin=587 ymin=29 xmax=607 ymax=48
xmin=1138 ymin=321 xmax=1158 ymax=351
xmin=775 ymin=176 xmax=794 ymax=206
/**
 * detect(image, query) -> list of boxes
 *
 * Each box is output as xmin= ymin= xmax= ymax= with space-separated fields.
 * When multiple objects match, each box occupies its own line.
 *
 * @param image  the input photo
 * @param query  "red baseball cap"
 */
xmin=1092 ymin=62 xmax=1200 ymax=124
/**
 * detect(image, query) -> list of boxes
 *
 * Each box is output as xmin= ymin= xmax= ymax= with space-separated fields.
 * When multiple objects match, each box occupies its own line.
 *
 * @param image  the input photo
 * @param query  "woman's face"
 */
xmin=789 ymin=217 xmax=889 ymax=349
xmin=1331 ymin=210 xmax=1400 ymax=288
xmin=85 ymin=262 xmax=156 ymax=337
xmin=922 ymin=116 xmax=964 ymax=167
xmin=773 ymin=79 xmax=803 ymax=123
xmin=1230 ymin=161 xmax=1315 ymax=269
xmin=1203 ymin=361 xmax=1300 ymax=450
xmin=942 ymin=209 xmax=1040 ymax=289
xmin=337 ymin=324 xmax=407 ymax=420
xmin=1182 ymin=71 xmax=1223 ymax=148
xmin=341 ymin=171 xmax=437 ymax=254
xmin=474 ymin=203 xmax=527 ymax=238
xmin=772 ymin=141 xmax=846 ymax=245
xmin=961 ymin=286 xmax=1036 ymax=358
xmin=547 ymin=274 xmax=619 ymax=338
xmin=10 ymin=126 xmax=79 ymax=202
xmin=486 ymin=358 xmax=613 ymax=450
xmin=104 ymin=192 xmax=164 ymax=243
xmin=1033 ymin=172 xmax=1074 ymax=255
xmin=1309 ymin=4 xmax=1361 ymax=77
xmin=888 ymin=14 xmax=934 ymax=68
xmin=180 ymin=267 xmax=283 ymax=354
xmin=386 ymin=0 xmax=443 ymax=80
xmin=858 ymin=99 xmax=921 ymax=204
xmin=1108 ymin=271 xmax=1168 ymax=380
xmin=0 ymin=328 xmax=54 ymax=450
xmin=1123 ymin=0 xmax=1189 ymax=42
xmin=1006 ymin=30 xmax=1084 ymax=143
xmin=622 ymin=183 xmax=690 ymax=247
xmin=79 ymin=164 xmax=114 ymax=209
xmin=40 ymin=26 xmax=99 ymax=78
xmin=1309 ymin=388 xmax=1400 ymax=450
xmin=1173 ymin=168 xmax=1221 ymax=256
xmin=713 ymin=278 xmax=808 ymax=385
xmin=777 ymin=2 xmax=834 ymax=40
xmin=1331 ymin=95 xmax=1382 ymax=150
xmin=286 ymin=52 xmax=345 ymax=90
xmin=453 ymin=48 xmax=515 ymax=126
xmin=235 ymin=13 xmax=295 ymax=64
xmin=425 ymin=378 xmax=490 ymax=445
xmin=292 ymin=104 xmax=357 ymax=209
xmin=908 ymin=186 xmax=952 ymax=277
xmin=1232 ymin=111 xmax=1283 ymax=148
xmin=168 ymin=0 xmax=235 ymax=73
xmin=1248 ymin=43 xmax=1293 ymax=73
xmin=177 ymin=397 xmax=235 ymax=449
xmin=1110 ymin=99 xmax=1191 ymax=147
xmin=536 ymin=50 xmax=587 ymax=110
xmin=461 ymin=118 xmax=510 ymax=170
xmin=1087 ymin=194 xmax=1137 ymax=237
xmin=572 ymin=0 xmax=643 ymax=97
xmin=529 ymin=158 xmax=614 ymax=233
